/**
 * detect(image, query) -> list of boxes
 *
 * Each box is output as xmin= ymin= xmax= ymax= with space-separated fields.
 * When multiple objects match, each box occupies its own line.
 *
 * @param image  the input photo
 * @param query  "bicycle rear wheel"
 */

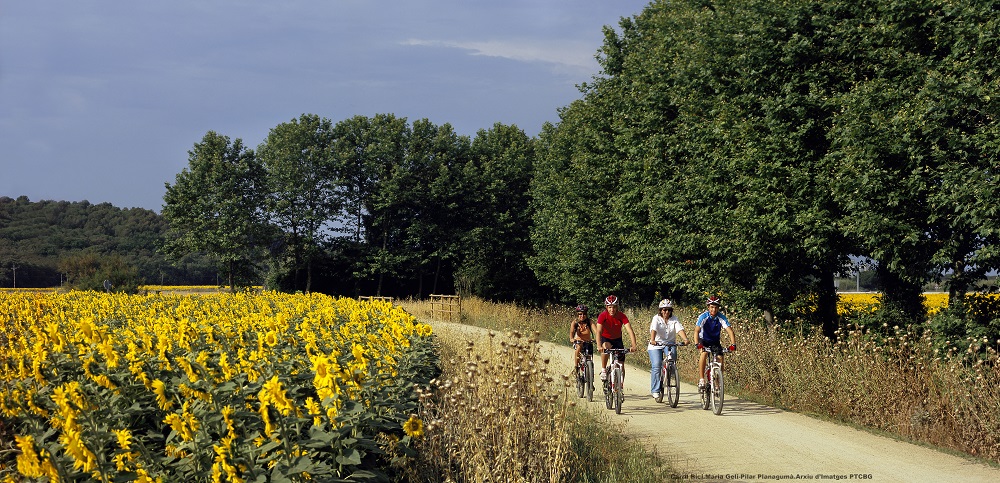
xmin=613 ymin=366 xmax=624 ymax=414
xmin=585 ymin=360 xmax=594 ymax=402
xmin=667 ymin=362 xmax=680 ymax=408
xmin=711 ymin=364 xmax=725 ymax=415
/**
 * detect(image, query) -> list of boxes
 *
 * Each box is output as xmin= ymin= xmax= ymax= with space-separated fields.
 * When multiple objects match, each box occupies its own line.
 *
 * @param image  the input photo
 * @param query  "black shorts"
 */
xmin=701 ymin=343 xmax=724 ymax=356
xmin=602 ymin=337 xmax=626 ymax=362
xmin=575 ymin=340 xmax=594 ymax=356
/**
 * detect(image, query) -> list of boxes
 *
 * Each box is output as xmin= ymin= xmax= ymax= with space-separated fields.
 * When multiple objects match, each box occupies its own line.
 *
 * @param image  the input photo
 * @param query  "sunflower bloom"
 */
xmin=403 ymin=415 xmax=424 ymax=439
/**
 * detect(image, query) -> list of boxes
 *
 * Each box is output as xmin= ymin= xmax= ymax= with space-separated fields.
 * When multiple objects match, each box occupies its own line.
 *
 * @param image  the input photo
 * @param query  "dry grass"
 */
xmin=402 ymin=296 xmax=1000 ymax=466
xmin=400 ymin=298 xmax=679 ymax=483
xmin=726 ymin=319 xmax=1000 ymax=463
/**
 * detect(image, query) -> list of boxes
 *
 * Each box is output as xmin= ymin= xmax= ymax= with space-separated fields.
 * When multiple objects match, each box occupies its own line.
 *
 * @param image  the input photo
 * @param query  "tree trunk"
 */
xmin=876 ymin=265 xmax=926 ymax=326
xmin=817 ymin=269 xmax=839 ymax=340
xmin=947 ymin=260 xmax=969 ymax=315
xmin=305 ymin=259 xmax=312 ymax=294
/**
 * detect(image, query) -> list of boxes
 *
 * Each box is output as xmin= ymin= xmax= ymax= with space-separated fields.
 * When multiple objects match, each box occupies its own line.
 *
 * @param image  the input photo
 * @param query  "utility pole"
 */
xmin=11 ymin=262 xmax=18 ymax=289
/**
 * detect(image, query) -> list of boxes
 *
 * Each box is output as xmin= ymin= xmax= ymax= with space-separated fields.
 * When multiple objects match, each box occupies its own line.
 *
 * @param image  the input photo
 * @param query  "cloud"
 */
xmin=402 ymin=38 xmax=598 ymax=72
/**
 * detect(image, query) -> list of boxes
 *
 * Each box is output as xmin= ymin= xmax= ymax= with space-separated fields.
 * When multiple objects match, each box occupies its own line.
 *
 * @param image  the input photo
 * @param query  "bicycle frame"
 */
xmin=700 ymin=345 xmax=730 ymax=415
xmin=603 ymin=348 xmax=629 ymax=414
xmin=654 ymin=342 xmax=683 ymax=407
xmin=574 ymin=341 xmax=595 ymax=401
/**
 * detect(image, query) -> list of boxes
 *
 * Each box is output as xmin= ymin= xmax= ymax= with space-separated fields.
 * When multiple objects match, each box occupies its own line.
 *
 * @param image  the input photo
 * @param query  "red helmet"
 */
xmin=604 ymin=295 xmax=619 ymax=306
xmin=706 ymin=295 xmax=722 ymax=307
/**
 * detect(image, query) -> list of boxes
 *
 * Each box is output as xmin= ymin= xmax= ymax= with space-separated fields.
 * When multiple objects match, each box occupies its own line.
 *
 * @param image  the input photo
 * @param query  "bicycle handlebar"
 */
xmin=602 ymin=348 xmax=631 ymax=354
xmin=652 ymin=341 xmax=686 ymax=347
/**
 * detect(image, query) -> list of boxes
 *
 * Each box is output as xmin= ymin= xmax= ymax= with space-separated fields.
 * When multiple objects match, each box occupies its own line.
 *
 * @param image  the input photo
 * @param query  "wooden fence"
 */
xmin=358 ymin=296 xmax=394 ymax=304
xmin=430 ymin=294 xmax=461 ymax=322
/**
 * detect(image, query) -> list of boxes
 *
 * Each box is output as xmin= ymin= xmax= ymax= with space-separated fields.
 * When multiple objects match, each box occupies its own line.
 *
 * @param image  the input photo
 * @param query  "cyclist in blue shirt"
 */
xmin=694 ymin=295 xmax=737 ymax=389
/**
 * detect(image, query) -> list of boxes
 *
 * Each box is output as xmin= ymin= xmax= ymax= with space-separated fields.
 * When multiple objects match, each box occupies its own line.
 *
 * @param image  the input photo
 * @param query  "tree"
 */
xmin=458 ymin=123 xmax=540 ymax=301
xmin=332 ymin=114 xmax=410 ymax=296
xmin=257 ymin=114 xmax=341 ymax=293
xmin=827 ymin=0 xmax=1000 ymax=321
xmin=390 ymin=119 xmax=471 ymax=296
xmin=162 ymin=131 xmax=267 ymax=291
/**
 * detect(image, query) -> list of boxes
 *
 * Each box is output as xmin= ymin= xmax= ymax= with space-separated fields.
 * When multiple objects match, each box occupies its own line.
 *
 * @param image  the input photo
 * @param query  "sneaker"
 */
xmin=599 ymin=369 xmax=607 ymax=381
xmin=655 ymin=392 xmax=663 ymax=403
xmin=698 ymin=378 xmax=705 ymax=389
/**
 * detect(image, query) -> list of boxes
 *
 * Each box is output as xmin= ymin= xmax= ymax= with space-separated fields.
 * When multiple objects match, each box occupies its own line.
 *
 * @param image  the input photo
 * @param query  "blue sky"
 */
xmin=0 ymin=1 xmax=650 ymax=211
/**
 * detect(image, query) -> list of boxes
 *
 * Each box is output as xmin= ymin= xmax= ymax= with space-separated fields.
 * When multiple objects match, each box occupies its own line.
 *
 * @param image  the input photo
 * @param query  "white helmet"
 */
xmin=658 ymin=299 xmax=673 ymax=309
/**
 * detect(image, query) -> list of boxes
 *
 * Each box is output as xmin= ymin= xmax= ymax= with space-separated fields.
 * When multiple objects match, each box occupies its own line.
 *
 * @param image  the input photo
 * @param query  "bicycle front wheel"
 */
xmin=604 ymin=373 xmax=613 ymax=410
xmin=667 ymin=363 xmax=680 ymax=408
xmin=613 ymin=366 xmax=624 ymax=415
xmin=576 ymin=364 xmax=585 ymax=398
xmin=700 ymin=370 xmax=710 ymax=410
xmin=711 ymin=364 xmax=725 ymax=415
xmin=585 ymin=360 xmax=595 ymax=402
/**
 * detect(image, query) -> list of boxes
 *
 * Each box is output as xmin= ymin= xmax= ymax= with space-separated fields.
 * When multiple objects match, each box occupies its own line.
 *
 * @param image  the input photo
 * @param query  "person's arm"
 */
xmin=694 ymin=326 xmax=701 ymax=346
xmin=569 ymin=320 xmax=576 ymax=343
xmin=595 ymin=315 xmax=604 ymax=349
xmin=677 ymin=329 xmax=690 ymax=345
xmin=725 ymin=326 xmax=736 ymax=349
xmin=626 ymin=322 xmax=638 ymax=352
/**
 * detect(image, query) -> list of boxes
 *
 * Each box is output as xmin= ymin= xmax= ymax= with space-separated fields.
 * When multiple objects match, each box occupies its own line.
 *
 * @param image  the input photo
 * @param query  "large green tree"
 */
xmin=395 ymin=119 xmax=472 ymax=296
xmin=162 ymin=131 xmax=267 ymax=291
xmin=257 ymin=114 xmax=341 ymax=293
xmin=828 ymin=0 xmax=1000 ymax=319
xmin=458 ymin=123 xmax=539 ymax=301
xmin=332 ymin=114 xmax=410 ymax=295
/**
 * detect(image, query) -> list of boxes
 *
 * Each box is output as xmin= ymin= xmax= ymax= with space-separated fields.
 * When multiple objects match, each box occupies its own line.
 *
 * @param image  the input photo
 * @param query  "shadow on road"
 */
xmin=571 ymin=391 xmax=783 ymax=417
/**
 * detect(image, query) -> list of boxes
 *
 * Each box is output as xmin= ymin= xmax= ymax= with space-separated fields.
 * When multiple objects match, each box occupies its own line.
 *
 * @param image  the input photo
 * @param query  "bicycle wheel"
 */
xmin=613 ymin=366 xmax=624 ymax=415
xmin=655 ymin=364 xmax=665 ymax=403
xmin=667 ymin=362 xmax=680 ymax=408
xmin=585 ymin=360 xmax=595 ymax=402
xmin=575 ymin=363 xmax=585 ymax=398
xmin=711 ymin=363 xmax=725 ymax=415
xmin=700 ymin=370 xmax=710 ymax=410
xmin=604 ymin=373 xmax=613 ymax=410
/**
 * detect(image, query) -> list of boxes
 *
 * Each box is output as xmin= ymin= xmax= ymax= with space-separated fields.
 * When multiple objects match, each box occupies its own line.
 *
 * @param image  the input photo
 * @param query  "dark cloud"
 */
xmin=0 ymin=0 xmax=649 ymax=210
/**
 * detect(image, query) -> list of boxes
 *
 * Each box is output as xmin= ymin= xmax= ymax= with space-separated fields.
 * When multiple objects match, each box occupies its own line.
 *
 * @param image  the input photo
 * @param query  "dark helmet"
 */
xmin=574 ymin=304 xmax=588 ymax=314
xmin=706 ymin=295 xmax=722 ymax=307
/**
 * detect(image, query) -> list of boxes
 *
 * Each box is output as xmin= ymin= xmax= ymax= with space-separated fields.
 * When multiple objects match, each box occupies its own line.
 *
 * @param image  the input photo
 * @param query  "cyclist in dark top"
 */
xmin=569 ymin=304 xmax=594 ymax=368
xmin=694 ymin=295 xmax=737 ymax=389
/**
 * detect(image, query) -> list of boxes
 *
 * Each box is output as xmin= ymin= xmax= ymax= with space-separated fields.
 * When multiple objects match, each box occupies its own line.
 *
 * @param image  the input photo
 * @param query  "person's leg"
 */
xmin=648 ymin=347 xmax=663 ymax=396
xmin=600 ymin=341 xmax=611 ymax=380
xmin=698 ymin=350 xmax=708 ymax=388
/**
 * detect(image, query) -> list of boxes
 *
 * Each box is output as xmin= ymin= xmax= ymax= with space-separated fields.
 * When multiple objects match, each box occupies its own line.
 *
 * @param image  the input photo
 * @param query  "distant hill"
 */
xmin=0 ymin=196 xmax=216 ymax=288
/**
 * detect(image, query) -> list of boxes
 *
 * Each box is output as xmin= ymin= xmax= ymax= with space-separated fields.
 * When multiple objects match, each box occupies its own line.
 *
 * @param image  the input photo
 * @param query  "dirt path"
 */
xmin=429 ymin=321 xmax=1000 ymax=483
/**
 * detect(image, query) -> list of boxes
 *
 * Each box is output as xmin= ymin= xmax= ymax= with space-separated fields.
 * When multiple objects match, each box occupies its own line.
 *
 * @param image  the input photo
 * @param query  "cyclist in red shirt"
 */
xmin=595 ymin=294 xmax=638 ymax=381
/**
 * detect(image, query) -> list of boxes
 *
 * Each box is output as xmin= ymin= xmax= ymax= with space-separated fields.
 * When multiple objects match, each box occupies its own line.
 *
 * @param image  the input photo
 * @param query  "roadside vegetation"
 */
xmin=403 ymin=295 xmax=1000 ymax=466
xmin=403 ymin=306 xmax=678 ymax=483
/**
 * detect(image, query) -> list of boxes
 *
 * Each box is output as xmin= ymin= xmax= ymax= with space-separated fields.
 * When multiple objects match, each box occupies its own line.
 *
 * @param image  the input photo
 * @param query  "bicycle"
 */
xmin=699 ymin=345 xmax=731 ymax=415
xmin=653 ymin=342 xmax=684 ymax=407
xmin=602 ymin=348 xmax=630 ymax=414
xmin=573 ymin=340 xmax=595 ymax=402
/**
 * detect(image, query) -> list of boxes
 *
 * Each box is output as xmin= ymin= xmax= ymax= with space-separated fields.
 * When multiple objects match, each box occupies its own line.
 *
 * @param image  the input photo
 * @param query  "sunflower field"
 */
xmin=0 ymin=291 xmax=436 ymax=482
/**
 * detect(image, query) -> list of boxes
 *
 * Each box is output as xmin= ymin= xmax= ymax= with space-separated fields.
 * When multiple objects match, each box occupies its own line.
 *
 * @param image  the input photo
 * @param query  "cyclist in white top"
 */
xmin=648 ymin=299 xmax=689 ymax=401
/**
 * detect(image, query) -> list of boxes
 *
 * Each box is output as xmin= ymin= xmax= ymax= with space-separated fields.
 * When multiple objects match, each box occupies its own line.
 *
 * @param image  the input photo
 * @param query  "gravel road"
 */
xmin=429 ymin=321 xmax=1000 ymax=483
